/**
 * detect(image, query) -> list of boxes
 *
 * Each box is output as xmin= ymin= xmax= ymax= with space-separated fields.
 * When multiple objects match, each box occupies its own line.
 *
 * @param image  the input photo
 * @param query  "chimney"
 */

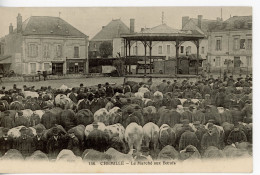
xmin=198 ymin=15 xmax=203 ymax=29
xmin=182 ymin=16 xmax=189 ymax=29
xmin=9 ymin=23 xmax=13 ymax=34
xmin=130 ymin=18 xmax=135 ymax=33
xmin=17 ymin=13 xmax=22 ymax=33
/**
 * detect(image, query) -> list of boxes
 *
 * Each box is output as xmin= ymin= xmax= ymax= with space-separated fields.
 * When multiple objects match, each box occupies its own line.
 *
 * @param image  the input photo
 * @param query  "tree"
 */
xmin=99 ymin=41 xmax=113 ymax=58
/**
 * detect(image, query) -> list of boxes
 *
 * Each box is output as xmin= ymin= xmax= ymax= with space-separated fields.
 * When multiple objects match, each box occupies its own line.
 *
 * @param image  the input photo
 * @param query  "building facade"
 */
xmin=89 ymin=19 xmax=131 ymax=59
xmin=207 ymin=16 xmax=252 ymax=72
xmin=0 ymin=14 xmax=89 ymax=75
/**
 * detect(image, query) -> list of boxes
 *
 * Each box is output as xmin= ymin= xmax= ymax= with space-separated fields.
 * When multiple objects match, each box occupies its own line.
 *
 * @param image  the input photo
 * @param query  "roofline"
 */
xmin=22 ymin=34 xmax=89 ymax=39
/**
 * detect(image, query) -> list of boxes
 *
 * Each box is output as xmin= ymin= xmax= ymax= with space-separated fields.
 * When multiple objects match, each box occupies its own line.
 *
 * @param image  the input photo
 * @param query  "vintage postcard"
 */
xmin=0 ymin=6 xmax=253 ymax=173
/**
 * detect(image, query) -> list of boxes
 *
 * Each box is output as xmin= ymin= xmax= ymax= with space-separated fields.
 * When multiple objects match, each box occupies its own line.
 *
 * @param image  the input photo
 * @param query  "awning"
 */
xmin=0 ymin=55 xmax=12 ymax=64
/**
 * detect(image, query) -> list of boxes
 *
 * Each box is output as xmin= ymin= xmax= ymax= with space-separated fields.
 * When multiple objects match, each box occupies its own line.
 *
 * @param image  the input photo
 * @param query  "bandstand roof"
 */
xmin=121 ymin=23 xmax=205 ymax=41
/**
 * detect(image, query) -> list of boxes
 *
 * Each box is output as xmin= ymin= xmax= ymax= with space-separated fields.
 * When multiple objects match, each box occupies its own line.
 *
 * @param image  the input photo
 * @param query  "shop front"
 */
xmin=52 ymin=61 xmax=64 ymax=75
xmin=66 ymin=59 xmax=86 ymax=74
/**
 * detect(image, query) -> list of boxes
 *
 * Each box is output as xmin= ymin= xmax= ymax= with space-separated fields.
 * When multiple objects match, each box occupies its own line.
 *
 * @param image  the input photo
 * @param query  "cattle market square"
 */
xmin=0 ymin=7 xmax=252 ymax=172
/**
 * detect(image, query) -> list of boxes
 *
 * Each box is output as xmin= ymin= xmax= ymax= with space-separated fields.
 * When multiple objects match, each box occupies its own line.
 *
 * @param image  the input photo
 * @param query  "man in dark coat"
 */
xmin=67 ymin=130 xmax=81 ymax=156
xmin=0 ymin=128 xmax=13 ymax=155
xmin=179 ymin=129 xmax=199 ymax=151
xmin=14 ymin=110 xmax=29 ymax=127
xmin=47 ymin=127 xmax=66 ymax=159
xmin=41 ymin=107 xmax=57 ymax=129
xmin=33 ymin=127 xmax=47 ymax=153
xmin=0 ymin=111 xmax=15 ymax=129
xmin=13 ymin=127 xmax=35 ymax=158
xmin=1 ymin=91 xmax=13 ymax=104
xmin=227 ymin=125 xmax=247 ymax=145
xmin=201 ymin=123 xmax=220 ymax=151
xmin=105 ymin=82 xmax=114 ymax=97
xmin=69 ymin=88 xmax=78 ymax=104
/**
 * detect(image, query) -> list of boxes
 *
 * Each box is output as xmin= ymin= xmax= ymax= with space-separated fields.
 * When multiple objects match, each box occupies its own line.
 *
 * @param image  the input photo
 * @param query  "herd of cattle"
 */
xmin=0 ymin=78 xmax=253 ymax=162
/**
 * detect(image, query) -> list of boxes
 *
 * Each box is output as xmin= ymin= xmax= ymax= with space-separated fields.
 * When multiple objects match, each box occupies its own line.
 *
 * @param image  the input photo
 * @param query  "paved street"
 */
xmin=0 ymin=77 xmax=124 ymax=89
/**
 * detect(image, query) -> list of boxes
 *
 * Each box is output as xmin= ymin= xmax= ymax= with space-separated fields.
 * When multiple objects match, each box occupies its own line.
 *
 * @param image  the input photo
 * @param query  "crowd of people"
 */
xmin=0 ymin=75 xmax=253 ymax=162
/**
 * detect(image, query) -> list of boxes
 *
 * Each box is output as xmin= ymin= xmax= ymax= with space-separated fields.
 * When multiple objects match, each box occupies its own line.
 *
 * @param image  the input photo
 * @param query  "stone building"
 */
xmin=207 ymin=16 xmax=252 ymax=72
xmin=0 ymin=14 xmax=89 ymax=75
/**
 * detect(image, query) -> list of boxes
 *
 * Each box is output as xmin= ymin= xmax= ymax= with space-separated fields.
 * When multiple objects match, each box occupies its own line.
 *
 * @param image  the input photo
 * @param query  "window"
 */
xmin=215 ymin=57 xmax=221 ymax=67
xmin=180 ymin=46 xmax=184 ymax=53
xmin=167 ymin=45 xmax=170 ymax=54
xmin=30 ymin=63 xmax=37 ymax=74
xmin=158 ymin=46 xmax=162 ymax=54
xmin=247 ymin=56 xmax=252 ymax=67
xmin=28 ymin=44 xmax=38 ymax=57
xmin=201 ymin=47 xmax=205 ymax=54
xmin=247 ymin=39 xmax=252 ymax=50
xmin=216 ymin=38 xmax=222 ymax=51
xmin=55 ymin=44 xmax=62 ymax=58
xmin=43 ymin=44 xmax=50 ymax=58
xmin=74 ymin=46 xmax=79 ymax=58
xmin=233 ymin=38 xmax=239 ymax=50
xmin=44 ymin=63 xmax=50 ymax=71
xmin=240 ymin=39 xmax=246 ymax=49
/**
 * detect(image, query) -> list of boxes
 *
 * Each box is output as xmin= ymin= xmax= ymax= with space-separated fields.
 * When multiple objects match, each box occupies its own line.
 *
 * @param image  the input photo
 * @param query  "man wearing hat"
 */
xmin=41 ymin=107 xmax=57 ymax=129
xmin=1 ymin=91 xmax=13 ymax=104
xmin=105 ymin=82 xmax=114 ymax=97
xmin=47 ymin=127 xmax=66 ymax=159
xmin=33 ymin=127 xmax=47 ymax=153
xmin=13 ymin=127 xmax=35 ymax=158
xmin=190 ymin=105 xmax=206 ymax=125
xmin=193 ymin=121 xmax=207 ymax=143
xmin=67 ymin=130 xmax=81 ymax=156
xmin=0 ymin=111 xmax=15 ymax=129
xmin=0 ymin=128 xmax=13 ymax=155
xmin=68 ymin=88 xmax=78 ymax=104
xmin=14 ymin=111 xmax=29 ymax=127
xmin=201 ymin=123 xmax=220 ymax=151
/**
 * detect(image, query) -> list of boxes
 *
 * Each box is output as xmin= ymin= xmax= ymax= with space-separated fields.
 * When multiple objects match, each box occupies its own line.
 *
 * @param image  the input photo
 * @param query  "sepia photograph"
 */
xmin=0 ymin=5 xmax=254 ymax=173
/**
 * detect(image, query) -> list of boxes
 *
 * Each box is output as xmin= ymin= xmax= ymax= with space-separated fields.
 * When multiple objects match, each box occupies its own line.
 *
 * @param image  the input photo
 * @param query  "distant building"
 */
xmin=207 ymin=16 xmax=252 ymax=71
xmin=181 ymin=15 xmax=219 ymax=66
xmin=0 ymin=14 xmax=89 ymax=75
xmin=89 ymin=19 xmax=131 ymax=58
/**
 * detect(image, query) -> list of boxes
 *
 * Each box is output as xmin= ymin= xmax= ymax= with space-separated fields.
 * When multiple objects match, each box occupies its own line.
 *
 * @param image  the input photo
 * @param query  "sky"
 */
xmin=0 ymin=7 xmax=252 ymax=39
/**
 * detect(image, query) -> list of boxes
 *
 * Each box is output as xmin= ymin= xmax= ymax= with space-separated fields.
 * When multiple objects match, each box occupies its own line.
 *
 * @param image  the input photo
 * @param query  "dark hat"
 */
xmin=20 ymin=127 xmax=27 ymax=132
xmin=105 ymin=82 xmax=109 ymax=85
xmin=80 ymin=83 xmax=84 ymax=87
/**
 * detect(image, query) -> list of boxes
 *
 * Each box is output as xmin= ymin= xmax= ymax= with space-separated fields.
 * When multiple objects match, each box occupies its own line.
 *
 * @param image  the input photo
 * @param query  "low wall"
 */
xmin=124 ymin=74 xmax=200 ymax=86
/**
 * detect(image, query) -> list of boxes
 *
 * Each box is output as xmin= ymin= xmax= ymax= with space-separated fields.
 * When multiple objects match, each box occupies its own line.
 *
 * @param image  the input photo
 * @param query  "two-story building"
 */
xmin=0 ymin=14 xmax=89 ymax=75
xmin=207 ymin=16 xmax=252 ymax=72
